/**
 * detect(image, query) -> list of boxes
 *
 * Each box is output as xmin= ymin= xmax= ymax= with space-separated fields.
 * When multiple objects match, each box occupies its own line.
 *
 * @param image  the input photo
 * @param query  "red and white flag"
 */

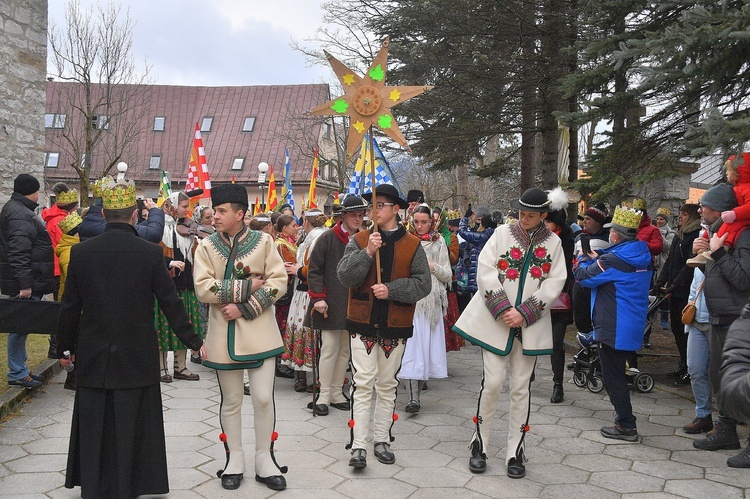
xmin=187 ymin=123 xmax=211 ymax=199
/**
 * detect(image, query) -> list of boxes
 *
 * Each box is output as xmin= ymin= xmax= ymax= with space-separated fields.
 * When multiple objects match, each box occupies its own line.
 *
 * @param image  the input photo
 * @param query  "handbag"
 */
xmin=550 ymin=291 xmax=571 ymax=310
xmin=681 ymin=281 xmax=705 ymax=325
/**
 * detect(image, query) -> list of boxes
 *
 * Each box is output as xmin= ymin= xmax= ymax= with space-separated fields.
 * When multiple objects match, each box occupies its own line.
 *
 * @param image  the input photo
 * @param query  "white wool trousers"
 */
xmin=216 ymin=360 xmax=278 ymax=477
xmin=317 ymin=329 xmax=350 ymax=406
xmin=349 ymin=333 xmax=406 ymax=451
xmin=471 ymin=340 xmax=537 ymax=464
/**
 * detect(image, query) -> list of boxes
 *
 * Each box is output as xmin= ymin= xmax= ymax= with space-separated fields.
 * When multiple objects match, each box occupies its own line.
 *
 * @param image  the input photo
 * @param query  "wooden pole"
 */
xmin=369 ymin=126 xmax=381 ymax=283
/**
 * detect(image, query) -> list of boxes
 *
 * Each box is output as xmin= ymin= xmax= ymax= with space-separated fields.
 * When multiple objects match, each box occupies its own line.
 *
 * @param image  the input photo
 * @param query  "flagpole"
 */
xmin=369 ymin=126 xmax=381 ymax=284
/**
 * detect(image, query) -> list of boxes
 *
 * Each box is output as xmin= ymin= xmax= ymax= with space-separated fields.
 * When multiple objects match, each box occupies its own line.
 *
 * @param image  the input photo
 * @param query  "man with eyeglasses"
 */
xmin=337 ymin=184 xmax=431 ymax=469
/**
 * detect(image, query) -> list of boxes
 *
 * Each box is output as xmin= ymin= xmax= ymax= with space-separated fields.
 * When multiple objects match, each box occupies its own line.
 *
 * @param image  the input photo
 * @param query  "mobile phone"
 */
xmin=580 ymin=234 xmax=591 ymax=255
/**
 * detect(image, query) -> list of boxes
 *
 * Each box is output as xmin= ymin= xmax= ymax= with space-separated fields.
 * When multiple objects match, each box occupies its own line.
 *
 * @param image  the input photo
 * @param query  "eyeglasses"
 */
xmin=375 ymin=202 xmax=395 ymax=210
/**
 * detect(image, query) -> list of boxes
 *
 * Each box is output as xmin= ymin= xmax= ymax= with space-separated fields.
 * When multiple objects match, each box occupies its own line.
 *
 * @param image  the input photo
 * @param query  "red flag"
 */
xmin=187 ymin=123 xmax=211 ymax=199
xmin=253 ymin=196 xmax=262 ymax=216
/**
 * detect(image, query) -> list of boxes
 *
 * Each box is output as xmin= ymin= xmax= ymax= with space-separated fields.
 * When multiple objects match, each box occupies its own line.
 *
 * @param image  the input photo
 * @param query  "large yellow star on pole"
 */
xmin=307 ymin=37 xmax=433 ymax=160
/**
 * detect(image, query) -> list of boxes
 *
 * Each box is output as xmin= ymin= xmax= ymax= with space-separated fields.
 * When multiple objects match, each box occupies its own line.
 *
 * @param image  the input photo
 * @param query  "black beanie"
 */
xmin=13 ymin=174 xmax=40 ymax=196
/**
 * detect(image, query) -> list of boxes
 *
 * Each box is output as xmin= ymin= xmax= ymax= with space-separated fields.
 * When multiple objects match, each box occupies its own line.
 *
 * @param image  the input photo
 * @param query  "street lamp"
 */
xmin=257 ymin=161 xmax=269 ymax=211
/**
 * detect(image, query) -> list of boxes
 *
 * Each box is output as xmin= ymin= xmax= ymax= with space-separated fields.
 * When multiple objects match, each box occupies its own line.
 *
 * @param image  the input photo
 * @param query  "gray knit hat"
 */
xmin=700 ymin=183 xmax=737 ymax=213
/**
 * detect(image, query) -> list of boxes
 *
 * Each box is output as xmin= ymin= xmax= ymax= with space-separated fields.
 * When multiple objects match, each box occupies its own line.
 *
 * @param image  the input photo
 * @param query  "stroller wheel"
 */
xmin=573 ymin=369 xmax=587 ymax=387
xmin=634 ymin=372 xmax=654 ymax=393
xmin=587 ymin=374 xmax=605 ymax=393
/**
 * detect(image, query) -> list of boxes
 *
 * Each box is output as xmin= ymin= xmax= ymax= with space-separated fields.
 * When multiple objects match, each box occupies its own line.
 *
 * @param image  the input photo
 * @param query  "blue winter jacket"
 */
xmin=79 ymin=205 xmax=165 ymax=243
xmin=573 ymin=239 xmax=653 ymax=351
xmin=458 ymin=217 xmax=494 ymax=293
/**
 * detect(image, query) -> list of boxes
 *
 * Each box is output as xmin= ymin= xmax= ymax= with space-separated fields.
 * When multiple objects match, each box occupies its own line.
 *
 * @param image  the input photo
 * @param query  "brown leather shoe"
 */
xmin=174 ymin=368 xmax=200 ymax=381
xmin=683 ymin=416 xmax=713 ymax=434
xmin=160 ymin=369 xmax=173 ymax=383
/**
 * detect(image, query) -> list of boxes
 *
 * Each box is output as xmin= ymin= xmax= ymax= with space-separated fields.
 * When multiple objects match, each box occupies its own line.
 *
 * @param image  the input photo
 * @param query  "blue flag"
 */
xmin=282 ymin=147 xmax=295 ymax=212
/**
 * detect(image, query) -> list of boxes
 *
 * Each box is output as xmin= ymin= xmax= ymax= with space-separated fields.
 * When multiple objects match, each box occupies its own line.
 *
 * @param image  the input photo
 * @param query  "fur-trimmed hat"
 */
xmin=406 ymin=189 xmax=424 ymax=204
xmin=211 ymin=184 xmax=248 ymax=210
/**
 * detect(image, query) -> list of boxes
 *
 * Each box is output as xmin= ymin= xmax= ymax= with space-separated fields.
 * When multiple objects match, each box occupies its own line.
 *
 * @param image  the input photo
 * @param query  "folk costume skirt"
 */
xmin=400 ymin=309 xmax=448 ymax=380
xmin=281 ymin=288 xmax=318 ymax=371
xmin=155 ymin=289 xmax=203 ymax=351
xmin=444 ymin=290 xmax=465 ymax=352
xmin=65 ymin=384 xmax=168 ymax=498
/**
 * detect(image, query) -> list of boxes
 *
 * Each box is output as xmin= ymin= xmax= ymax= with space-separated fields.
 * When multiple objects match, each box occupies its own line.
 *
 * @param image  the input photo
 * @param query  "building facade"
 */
xmin=0 ymin=0 xmax=47 ymax=205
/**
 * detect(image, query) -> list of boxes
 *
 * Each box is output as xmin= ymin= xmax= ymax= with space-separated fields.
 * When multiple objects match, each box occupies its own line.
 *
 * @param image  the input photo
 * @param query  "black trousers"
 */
xmin=550 ymin=319 xmax=568 ymax=385
xmin=669 ymin=294 xmax=690 ymax=366
xmin=599 ymin=343 xmax=636 ymax=430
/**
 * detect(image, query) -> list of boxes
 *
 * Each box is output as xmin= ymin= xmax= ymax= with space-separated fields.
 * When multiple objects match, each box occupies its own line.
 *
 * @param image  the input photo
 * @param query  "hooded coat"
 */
xmin=574 ymin=239 xmax=653 ymax=351
xmin=42 ymin=204 xmax=69 ymax=277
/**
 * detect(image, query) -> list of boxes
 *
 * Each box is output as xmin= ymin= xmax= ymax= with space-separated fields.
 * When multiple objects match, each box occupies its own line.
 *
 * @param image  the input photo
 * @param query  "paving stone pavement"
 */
xmin=1 ymin=345 xmax=749 ymax=498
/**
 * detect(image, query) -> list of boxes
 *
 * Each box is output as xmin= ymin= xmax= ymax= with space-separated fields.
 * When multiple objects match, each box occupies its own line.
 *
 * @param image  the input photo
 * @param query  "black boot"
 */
xmin=63 ymin=370 xmax=77 ymax=390
xmin=468 ymin=439 xmax=486 ymax=473
xmin=693 ymin=418 xmax=741 ymax=450
xmin=550 ymin=383 xmax=564 ymax=403
xmin=405 ymin=380 xmax=421 ymax=413
xmin=47 ymin=335 xmax=57 ymax=359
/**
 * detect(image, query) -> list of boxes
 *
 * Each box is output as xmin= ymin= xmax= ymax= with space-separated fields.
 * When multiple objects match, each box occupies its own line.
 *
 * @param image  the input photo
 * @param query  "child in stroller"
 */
xmin=571 ymin=295 xmax=665 ymax=394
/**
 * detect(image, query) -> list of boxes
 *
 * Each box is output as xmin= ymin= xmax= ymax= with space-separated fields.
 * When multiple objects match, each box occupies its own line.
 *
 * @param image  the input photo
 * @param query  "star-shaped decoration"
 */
xmin=308 ymin=37 xmax=433 ymax=160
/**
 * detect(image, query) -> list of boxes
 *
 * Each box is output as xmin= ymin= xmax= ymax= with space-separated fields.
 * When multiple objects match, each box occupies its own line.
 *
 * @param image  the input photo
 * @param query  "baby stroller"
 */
xmin=572 ymin=295 xmax=664 ymax=394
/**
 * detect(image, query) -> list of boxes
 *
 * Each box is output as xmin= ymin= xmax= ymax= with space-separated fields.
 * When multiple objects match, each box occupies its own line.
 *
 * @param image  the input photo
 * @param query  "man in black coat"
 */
xmin=691 ymin=183 xmax=750 ymax=466
xmin=0 ymin=174 xmax=55 ymax=389
xmin=57 ymin=178 xmax=204 ymax=498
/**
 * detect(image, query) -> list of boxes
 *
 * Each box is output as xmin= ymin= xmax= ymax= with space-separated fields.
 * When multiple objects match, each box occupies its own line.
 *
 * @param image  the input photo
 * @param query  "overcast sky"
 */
xmin=47 ymin=0 xmax=332 ymax=86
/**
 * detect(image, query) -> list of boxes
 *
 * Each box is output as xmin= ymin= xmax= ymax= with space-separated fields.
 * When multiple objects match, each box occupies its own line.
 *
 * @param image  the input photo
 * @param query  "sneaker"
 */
xmin=9 ymin=376 xmax=42 ymax=389
xmin=686 ymin=251 xmax=712 ymax=269
xmin=728 ymin=441 xmax=750 ymax=468
xmin=673 ymin=372 xmax=691 ymax=386
xmin=683 ymin=416 xmax=713 ymax=434
xmin=600 ymin=424 xmax=638 ymax=442
xmin=693 ymin=424 xmax=741 ymax=450
xmin=29 ymin=372 xmax=44 ymax=382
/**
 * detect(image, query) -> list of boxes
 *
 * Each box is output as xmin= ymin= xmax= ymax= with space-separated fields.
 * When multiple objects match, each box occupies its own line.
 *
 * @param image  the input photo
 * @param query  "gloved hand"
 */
xmin=722 ymin=210 xmax=737 ymax=224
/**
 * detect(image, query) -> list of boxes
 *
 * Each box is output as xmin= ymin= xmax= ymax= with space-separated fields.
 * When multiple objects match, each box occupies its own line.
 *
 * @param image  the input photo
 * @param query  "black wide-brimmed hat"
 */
xmin=406 ymin=189 xmax=424 ymax=203
xmin=363 ymin=184 xmax=408 ymax=209
xmin=510 ymin=188 xmax=551 ymax=213
xmin=341 ymin=194 xmax=368 ymax=212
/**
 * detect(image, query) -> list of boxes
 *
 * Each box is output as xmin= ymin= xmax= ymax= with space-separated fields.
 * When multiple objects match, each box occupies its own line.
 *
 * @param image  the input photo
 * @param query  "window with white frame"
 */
xmin=242 ymin=117 xmax=256 ymax=132
xmin=231 ymin=157 xmax=244 ymax=170
xmin=149 ymin=155 xmax=161 ymax=170
xmin=45 ymin=152 xmax=59 ymax=168
xmin=153 ymin=116 xmax=165 ymax=131
xmin=91 ymin=115 xmax=109 ymax=130
xmin=45 ymin=114 xmax=66 ymax=129
xmin=200 ymin=116 xmax=213 ymax=132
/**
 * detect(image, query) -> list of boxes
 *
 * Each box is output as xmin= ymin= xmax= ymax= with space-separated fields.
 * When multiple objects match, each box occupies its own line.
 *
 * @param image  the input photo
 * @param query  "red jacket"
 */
xmin=42 ymin=204 xmax=68 ymax=277
xmin=638 ymin=215 xmax=663 ymax=257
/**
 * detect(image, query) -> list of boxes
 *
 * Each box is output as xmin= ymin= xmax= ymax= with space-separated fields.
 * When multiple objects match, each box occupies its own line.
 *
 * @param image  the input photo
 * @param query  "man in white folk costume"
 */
xmin=453 ymin=187 xmax=568 ymax=479
xmin=193 ymin=184 xmax=289 ymax=491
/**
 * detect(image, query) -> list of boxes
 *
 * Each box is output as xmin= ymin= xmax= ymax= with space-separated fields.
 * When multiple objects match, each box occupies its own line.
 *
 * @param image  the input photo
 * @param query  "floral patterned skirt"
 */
xmin=444 ymin=290 xmax=465 ymax=352
xmin=280 ymin=289 xmax=319 ymax=371
xmin=156 ymin=289 xmax=204 ymax=352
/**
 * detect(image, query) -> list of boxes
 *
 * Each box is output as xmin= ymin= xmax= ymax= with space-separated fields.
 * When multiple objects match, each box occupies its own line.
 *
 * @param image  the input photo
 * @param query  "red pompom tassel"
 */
xmin=523 ymin=424 xmax=530 ymax=433
xmin=393 ymin=413 xmax=399 ymax=421
xmin=472 ymin=416 xmax=478 ymax=424
xmin=272 ymin=431 xmax=279 ymax=441
xmin=219 ymin=432 xmax=227 ymax=442
xmin=348 ymin=419 xmax=355 ymax=428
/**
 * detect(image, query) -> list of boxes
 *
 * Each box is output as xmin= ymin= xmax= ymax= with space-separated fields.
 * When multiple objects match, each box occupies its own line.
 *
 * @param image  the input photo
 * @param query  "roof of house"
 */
xmin=44 ymin=81 xmax=332 ymax=187
xmin=689 ymin=154 xmax=725 ymax=189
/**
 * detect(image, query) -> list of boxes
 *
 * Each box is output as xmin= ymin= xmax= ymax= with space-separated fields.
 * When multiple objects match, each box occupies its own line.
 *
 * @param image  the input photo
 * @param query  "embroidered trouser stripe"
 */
xmin=349 ymin=333 xmax=406 ymax=450
xmin=317 ymin=329 xmax=350 ymax=406
xmin=470 ymin=341 xmax=537 ymax=464
xmin=216 ymin=361 xmax=278 ymax=477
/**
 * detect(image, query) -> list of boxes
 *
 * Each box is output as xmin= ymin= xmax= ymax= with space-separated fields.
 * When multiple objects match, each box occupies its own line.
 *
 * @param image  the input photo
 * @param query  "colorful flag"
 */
xmin=348 ymin=134 xmax=396 ymax=196
xmin=253 ymin=196 xmax=262 ymax=216
xmin=267 ymin=164 xmax=278 ymax=211
xmin=307 ymin=148 xmax=319 ymax=209
xmin=157 ymin=170 xmax=172 ymax=206
xmin=281 ymin=148 xmax=295 ymax=212
xmin=186 ymin=122 xmax=212 ymax=200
